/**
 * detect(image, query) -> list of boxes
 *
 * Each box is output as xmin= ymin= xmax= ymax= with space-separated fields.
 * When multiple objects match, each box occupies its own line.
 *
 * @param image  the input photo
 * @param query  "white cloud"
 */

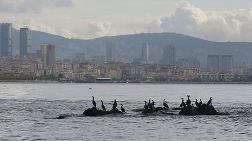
xmin=159 ymin=1 xmax=252 ymax=41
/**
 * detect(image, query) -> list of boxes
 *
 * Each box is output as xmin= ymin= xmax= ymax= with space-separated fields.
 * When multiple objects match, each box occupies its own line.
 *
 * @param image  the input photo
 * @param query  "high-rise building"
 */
xmin=207 ymin=55 xmax=233 ymax=73
xmin=20 ymin=28 xmax=31 ymax=58
xmin=106 ymin=42 xmax=115 ymax=62
xmin=0 ymin=23 xmax=12 ymax=56
xmin=41 ymin=44 xmax=56 ymax=68
xmin=141 ymin=43 xmax=149 ymax=64
xmin=161 ymin=45 xmax=176 ymax=66
xmin=75 ymin=52 xmax=86 ymax=63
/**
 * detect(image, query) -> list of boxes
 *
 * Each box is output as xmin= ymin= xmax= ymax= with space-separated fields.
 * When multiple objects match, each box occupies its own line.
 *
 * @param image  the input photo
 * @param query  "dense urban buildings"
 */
xmin=0 ymin=23 xmax=12 ymax=57
xmin=0 ymin=23 xmax=251 ymax=82
xmin=207 ymin=55 xmax=233 ymax=73
xmin=20 ymin=28 xmax=32 ymax=58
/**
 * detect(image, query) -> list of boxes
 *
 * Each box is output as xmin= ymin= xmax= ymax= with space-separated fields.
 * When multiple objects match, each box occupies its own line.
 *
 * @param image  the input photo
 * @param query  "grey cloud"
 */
xmin=0 ymin=0 xmax=73 ymax=13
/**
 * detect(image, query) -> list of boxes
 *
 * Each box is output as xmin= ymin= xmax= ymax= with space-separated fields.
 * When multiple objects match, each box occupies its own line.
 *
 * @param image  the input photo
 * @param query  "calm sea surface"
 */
xmin=0 ymin=83 xmax=251 ymax=141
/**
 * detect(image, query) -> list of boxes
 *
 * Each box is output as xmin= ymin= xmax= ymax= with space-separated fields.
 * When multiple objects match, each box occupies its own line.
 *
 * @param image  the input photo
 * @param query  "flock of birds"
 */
xmin=90 ymin=95 xmax=213 ymax=113
xmin=91 ymin=96 xmax=126 ymax=113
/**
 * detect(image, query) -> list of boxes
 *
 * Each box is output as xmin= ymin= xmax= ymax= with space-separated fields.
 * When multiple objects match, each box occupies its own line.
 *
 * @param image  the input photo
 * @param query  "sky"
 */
xmin=1 ymin=0 xmax=252 ymax=41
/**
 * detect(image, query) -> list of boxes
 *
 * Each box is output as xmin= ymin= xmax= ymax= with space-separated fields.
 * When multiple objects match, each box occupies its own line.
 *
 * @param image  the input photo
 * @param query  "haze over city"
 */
xmin=1 ymin=0 xmax=252 ymax=41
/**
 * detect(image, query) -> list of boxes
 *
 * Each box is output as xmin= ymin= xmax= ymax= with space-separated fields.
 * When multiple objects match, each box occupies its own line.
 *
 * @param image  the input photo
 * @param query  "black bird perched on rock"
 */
xmin=121 ymin=104 xmax=125 ymax=113
xmin=186 ymin=95 xmax=191 ymax=106
xmin=199 ymin=99 xmax=202 ymax=106
xmin=207 ymin=97 xmax=213 ymax=106
xmin=144 ymin=101 xmax=148 ymax=110
xmin=195 ymin=99 xmax=199 ymax=107
xmin=92 ymin=96 xmax=96 ymax=108
xmin=151 ymin=100 xmax=155 ymax=109
xmin=148 ymin=99 xmax=152 ymax=109
xmin=180 ymin=98 xmax=186 ymax=107
xmin=101 ymin=100 xmax=106 ymax=111
xmin=163 ymin=99 xmax=169 ymax=109
xmin=113 ymin=99 xmax=118 ymax=109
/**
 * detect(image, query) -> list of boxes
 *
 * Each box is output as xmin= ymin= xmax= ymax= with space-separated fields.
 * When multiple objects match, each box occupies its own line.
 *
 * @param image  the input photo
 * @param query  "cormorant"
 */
xmin=207 ymin=97 xmax=213 ymax=106
xmin=195 ymin=99 xmax=199 ymax=107
xmin=121 ymin=104 xmax=125 ymax=113
xmin=199 ymin=99 xmax=202 ymax=106
xmin=163 ymin=99 xmax=169 ymax=109
xmin=186 ymin=95 xmax=191 ymax=106
xmin=92 ymin=96 xmax=96 ymax=108
xmin=144 ymin=101 xmax=148 ymax=110
xmin=148 ymin=99 xmax=152 ymax=109
xmin=113 ymin=99 xmax=118 ymax=109
xmin=180 ymin=98 xmax=186 ymax=107
xmin=151 ymin=100 xmax=155 ymax=109
xmin=101 ymin=100 xmax=106 ymax=111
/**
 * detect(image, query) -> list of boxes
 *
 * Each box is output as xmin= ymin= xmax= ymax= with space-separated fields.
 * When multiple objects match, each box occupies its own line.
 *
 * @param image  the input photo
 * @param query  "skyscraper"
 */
xmin=207 ymin=55 xmax=233 ymax=73
xmin=0 ymin=23 xmax=12 ymax=57
xmin=106 ymin=42 xmax=115 ymax=62
xmin=141 ymin=43 xmax=149 ymax=64
xmin=20 ymin=28 xmax=31 ymax=58
xmin=41 ymin=44 xmax=56 ymax=68
xmin=161 ymin=45 xmax=176 ymax=66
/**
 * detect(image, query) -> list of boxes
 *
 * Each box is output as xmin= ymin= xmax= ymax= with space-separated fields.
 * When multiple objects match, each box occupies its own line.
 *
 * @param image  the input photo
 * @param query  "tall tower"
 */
xmin=162 ymin=45 xmax=176 ymax=66
xmin=41 ymin=44 xmax=56 ymax=68
xmin=0 ymin=23 xmax=12 ymax=57
xmin=20 ymin=28 xmax=31 ymax=58
xmin=141 ymin=43 xmax=149 ymax=64
xmin=106 ymin=42 xmax=115 ymax=62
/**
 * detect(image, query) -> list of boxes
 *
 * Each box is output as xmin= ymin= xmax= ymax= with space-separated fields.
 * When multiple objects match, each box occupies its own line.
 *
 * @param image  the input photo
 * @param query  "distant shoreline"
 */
xmin=0 ymin=80 xmax=252 ymax=84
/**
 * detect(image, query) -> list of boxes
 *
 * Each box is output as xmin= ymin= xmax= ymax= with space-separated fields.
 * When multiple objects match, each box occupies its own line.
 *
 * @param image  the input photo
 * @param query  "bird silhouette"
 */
xmin=121 ymin=104 xmax=125 ymax=113
xmin=101 ymin=100 xmax=106 ymax=111
xmin=163 ymin=99 xmax=169 ymax=109
xmin=92 ymin=96 xmax=96 ymax=108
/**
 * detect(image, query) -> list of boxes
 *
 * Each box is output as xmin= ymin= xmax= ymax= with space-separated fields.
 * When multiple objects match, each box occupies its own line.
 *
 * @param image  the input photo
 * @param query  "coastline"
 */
xmin=0 ymin=80 xmax=252 ymax=84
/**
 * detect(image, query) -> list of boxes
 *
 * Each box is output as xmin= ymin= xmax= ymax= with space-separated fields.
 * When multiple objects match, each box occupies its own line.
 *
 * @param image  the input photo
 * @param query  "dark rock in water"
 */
xmin=83 ymin=107 xmax=123 ymax=116
xmin=172 ymin=107 xmax=183 ymax=110
xmin=179 ymin=106 xmax=198 ymax=115
xmin=55 ymin=114 xmax=69 ymax=119
xmin=179 ymin=104 xmax=227 ymax=115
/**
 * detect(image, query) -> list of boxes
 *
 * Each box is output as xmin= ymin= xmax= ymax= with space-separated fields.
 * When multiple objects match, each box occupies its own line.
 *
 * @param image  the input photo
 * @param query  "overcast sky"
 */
xmin=1 ymin=0 xmax=252 ymax=41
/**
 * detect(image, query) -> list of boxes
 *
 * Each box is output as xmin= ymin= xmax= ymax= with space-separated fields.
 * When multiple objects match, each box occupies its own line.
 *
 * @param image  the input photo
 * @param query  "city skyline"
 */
xmin=1 ymin=0 xmax=252 ymax=42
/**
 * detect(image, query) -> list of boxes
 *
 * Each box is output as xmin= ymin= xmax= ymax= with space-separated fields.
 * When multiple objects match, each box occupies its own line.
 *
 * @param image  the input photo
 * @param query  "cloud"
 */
xmin=3 ymin=0 xmax=252 ymax=42
xmin=0 ymin=0 xmax=73 ymax=13
xmin=158 ymin=1 xmax=252 ymax=41
xmin=86 ymin=22 xmax=113 ymax=38
xmin=13 ymin=19 xmax=79 ymax=39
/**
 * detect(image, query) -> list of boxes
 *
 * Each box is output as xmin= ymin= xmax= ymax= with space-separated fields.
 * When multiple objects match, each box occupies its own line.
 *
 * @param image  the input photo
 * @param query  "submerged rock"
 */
xmin=142 ymin=107 xmax=169 ymax=114
xmin=83 ymin=107 xmax=123 ymax=116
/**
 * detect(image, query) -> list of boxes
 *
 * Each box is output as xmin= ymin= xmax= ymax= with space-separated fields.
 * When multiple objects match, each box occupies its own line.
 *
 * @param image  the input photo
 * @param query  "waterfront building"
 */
xmin=106 ymin=42 xmax=115 ymax=62
xmin=161 ymin=45 xmax=176 ymax=66
xmin=20 ymin=28 xmax=31 ymax=58
xmin=41 ymin=44 xmax=56 ymax=68
xmin=75 ymin=53 xmax=86 ymax=63
xmin=141 ymin=43 xmax=149 ymax=64
xmin=207 ymin=55 xmax=233 ymax=73
xmin=0 ymin=23 xmax=12 ymax=56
